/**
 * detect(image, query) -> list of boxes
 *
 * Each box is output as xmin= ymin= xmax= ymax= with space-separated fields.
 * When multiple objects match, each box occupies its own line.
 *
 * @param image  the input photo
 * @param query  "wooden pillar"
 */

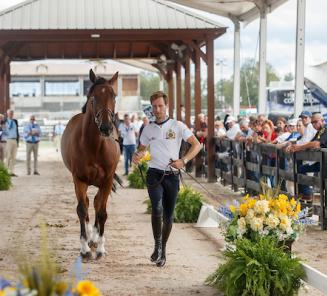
xmin=184 ymin=56 xmax=191 ymax=127
xmin=207 ymin=37 xmax=216 ymax=182
xmin=176 ymin=62 xmax=182 ymax=121
xmin=0 ymin=56 xmax=7 ymax=114
xmin=4 ymin=61 xmax=10 ymax=111
xmin=194 ymin=48 xmax=202 ymax=177
xmin=167 ymin=69 xmax=174 ymax=119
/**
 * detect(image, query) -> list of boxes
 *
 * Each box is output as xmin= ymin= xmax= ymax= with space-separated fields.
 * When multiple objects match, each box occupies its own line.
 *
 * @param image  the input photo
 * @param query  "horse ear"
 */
xmin=109 ymin=71 xmax=119 ymax=85
xmin=89 ymin=69 xmax=97 ymax=83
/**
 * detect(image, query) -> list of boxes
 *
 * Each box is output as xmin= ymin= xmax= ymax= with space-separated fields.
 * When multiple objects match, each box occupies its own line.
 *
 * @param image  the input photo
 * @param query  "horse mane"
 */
xmin=81 ymin=76 xmax=107 ymax=113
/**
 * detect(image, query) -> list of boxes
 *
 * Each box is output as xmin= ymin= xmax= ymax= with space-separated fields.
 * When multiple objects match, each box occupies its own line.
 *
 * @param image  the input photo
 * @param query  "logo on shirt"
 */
xmin=166 ymin=129 xmax=176 ymax=139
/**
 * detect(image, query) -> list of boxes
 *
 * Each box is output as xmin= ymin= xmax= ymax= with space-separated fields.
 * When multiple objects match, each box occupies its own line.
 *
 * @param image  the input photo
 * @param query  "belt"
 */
xmin=148 ymin=167 xmax=180 ymax=176
xmin=27 ymin=141 xmax=39 ymax=144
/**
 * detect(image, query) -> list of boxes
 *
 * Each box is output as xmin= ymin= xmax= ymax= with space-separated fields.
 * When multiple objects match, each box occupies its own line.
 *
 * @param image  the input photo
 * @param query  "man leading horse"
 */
xmin=132 ymin=91 xmax=201 ymax=267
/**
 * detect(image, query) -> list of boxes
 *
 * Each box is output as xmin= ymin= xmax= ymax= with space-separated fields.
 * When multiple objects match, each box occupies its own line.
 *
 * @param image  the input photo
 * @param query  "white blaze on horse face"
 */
xmin=80 ymin=237 xmax=91 ymax=254
xmin=96 ymin=236 xmax=106 ymax=254
xmin=102 ymin=87 xmax=106 ymax=93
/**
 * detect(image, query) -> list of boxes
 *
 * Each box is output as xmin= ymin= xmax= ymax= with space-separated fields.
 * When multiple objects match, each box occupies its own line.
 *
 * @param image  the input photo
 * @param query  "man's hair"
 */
xmin=124 ymin=113 xmax=129 ymax=118
xmin=150 ymin=91 xmax=168 ymax=105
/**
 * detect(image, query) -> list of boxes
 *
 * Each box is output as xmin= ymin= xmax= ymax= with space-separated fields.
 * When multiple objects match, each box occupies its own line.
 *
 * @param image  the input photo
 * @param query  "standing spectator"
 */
xmin=0 ymin=114 xmax=6 ymax=163
xmin=53 ymin=121 xmax=65 ymax=152
xmin=23 ymin=115 xmax=41 ymax=175
xmin=119 ymin=114 xmax=137 ymax=176
xmin=225 ymin=116 xmax=240 ymax=140
xmin=5 ymin=109 xmax=19 ymax=177
xmin=139 ymin=116 xmax=150 ymax=140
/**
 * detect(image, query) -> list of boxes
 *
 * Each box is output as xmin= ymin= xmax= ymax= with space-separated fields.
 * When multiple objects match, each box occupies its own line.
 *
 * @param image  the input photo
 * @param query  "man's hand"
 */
xmin=169 ymin=159 xmax=184 ymax=170
xmin=132 ymin=151 xmax=144 ymax=165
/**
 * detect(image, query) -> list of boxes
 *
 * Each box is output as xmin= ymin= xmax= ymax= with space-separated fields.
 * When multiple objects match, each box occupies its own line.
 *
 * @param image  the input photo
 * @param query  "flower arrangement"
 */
xmin=127 ymin=151 xmax=151 ymax=189
xmin=224 ymin=193 xmax=303 ymax=243
xmin=0 ymin=227 xmax=102 ymax=296
xmin=206 ymin=236 xmax=305 ymax=296
xmin=207 ymin=185 xmax=310 ymax=295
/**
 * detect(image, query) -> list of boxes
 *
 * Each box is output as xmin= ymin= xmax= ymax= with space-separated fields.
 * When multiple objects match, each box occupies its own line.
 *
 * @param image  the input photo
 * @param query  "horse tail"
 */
xmin=114 ymin=173 xmax=124 ymax=187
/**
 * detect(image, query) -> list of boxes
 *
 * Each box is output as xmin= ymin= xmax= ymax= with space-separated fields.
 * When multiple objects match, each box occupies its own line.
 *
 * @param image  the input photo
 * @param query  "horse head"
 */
xmin=87 ymin=69 xmax=119 ymax=137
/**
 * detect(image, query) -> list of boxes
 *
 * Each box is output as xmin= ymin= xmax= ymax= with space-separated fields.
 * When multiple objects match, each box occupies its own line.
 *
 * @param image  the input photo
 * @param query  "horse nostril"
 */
xmin=100 ymin=124 xmax=109 ymax=134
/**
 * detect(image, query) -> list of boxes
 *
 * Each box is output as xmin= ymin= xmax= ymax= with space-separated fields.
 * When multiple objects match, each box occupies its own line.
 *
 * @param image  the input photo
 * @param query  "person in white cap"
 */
xmin=225 ymin=116 xmax=240 ymax=140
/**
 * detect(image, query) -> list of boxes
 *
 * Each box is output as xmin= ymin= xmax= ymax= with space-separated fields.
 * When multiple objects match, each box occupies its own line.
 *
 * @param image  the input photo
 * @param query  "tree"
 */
xmin=284 ymin=72 xmax=294 ymax=81
xmin=140 ymin=72 xmax=160 ymax=101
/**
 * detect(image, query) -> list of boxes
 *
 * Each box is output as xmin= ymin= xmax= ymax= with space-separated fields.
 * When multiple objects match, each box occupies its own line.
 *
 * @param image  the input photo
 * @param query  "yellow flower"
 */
xmin=290 ymin=197 xmax=297 ymax=207
xmin=239 ymin=203 xmax=248 ymax=216
xmin=76 ymin=280 xmax=101 ymax=296
xmin=242 ymin=194 xmax=249 ymax=201
xmin=0 ymin=287 xmax=16 ymax=296
xmin=278 ymin=194 xmax=288 ymax=201
xmin=296 ymin=203 xmax=301 ymax=213
xmin=230 ymin=205 xmax=236 ymax=214
xmin=141 ymin=151 xmax=151 ymax=162
xmin=247 ymin=198 xmax=256 ymax=209
xmin=55 ymin=281 xmax=68 ymax=295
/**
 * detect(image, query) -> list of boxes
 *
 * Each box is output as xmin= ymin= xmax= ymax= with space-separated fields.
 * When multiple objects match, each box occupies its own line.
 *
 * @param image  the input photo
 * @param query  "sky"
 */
xmin=1 ymin=0 xmax=326 ymax=81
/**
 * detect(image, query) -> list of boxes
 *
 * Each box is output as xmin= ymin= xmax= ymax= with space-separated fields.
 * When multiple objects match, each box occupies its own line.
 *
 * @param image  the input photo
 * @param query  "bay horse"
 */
xmin=61 ymin=69 xmax=120 ymax=259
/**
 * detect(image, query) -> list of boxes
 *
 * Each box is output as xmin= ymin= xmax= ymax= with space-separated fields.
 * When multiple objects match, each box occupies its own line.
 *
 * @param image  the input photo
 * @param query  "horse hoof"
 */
xmin=80 ymin=251 xmax=92 ymax=260
xmin=88 ymin=241 xmax=98 ymax=249
xmin=96 ymin=252 xmax=105 ymax=260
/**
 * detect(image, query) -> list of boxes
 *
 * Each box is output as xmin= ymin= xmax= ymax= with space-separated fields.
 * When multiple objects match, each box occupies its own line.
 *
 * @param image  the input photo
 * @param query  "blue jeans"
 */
xmin=123 ymin=144 xmax=135 ymax=174
xmin=146 ymin=168 xmax=180 ymax=224
xmin=298 ymin=162 xmax=320 ymax=196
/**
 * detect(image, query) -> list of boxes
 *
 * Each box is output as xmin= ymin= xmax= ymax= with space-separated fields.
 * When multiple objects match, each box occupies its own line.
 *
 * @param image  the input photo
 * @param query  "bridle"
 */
xmin=90 ymin=95 xmax=116 ymax=128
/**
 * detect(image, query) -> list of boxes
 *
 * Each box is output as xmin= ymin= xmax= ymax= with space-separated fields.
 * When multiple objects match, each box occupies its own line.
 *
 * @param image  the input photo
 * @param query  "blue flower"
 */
xmin=0 ymin=277 xmax=11 ymax=289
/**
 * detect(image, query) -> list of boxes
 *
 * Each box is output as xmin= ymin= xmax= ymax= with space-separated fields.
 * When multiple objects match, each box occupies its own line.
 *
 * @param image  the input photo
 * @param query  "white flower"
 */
xmin=250 ymin=217 xmax=264 ymax=232
xmin=245 ymin=209 xmax=255 ymax=223
xmin=237 ymin=217 xmax=247 ymax=235
xmin=254 ymin=200 xmax=270 ymax=215
xmin=265 ymin=214 xmax=280 ymax=229
xmin=279 ymin=217 xmax=291 ymax=232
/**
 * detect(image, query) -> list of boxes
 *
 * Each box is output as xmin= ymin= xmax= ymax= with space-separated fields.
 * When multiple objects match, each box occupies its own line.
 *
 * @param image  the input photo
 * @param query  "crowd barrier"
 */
xmin=203 ymin=138 xmax=327 ymax=230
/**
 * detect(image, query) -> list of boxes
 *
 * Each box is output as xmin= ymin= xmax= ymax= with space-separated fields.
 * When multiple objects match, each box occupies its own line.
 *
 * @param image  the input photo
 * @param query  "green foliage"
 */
xmin=0 ymin=162 xmax=11 ymax=190
xmin=206 ymin=237 xmax=304 ymax=296
xmin=174 ymin=186 xmax=203 ymax=223
xmin=127 ymin=161 xmax=148 ymax=189
xmin=144 ymin=186 xmax=202 ymax=223
xmin=18 ymin=225 xmax=67 ymax=296
xmin=140 ymin=72 xmax=160 ymax=101
xmin=143 ymin=198 xmax=152 ymax=214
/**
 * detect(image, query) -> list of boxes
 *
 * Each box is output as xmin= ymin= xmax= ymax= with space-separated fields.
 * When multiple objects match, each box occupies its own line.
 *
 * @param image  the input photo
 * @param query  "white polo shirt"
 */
xmin=119 ymin=123 xmax=137 ymax=145
xmin=140 ymin=119 xmax=193 ymax=171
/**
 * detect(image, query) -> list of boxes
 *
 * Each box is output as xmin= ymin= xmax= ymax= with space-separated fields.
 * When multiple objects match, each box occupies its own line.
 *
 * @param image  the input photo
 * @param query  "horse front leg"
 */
xmin=94 ymin=180 xmax=113 ymax=259
xmin=74 ymin=177 xmax=92 ymax=259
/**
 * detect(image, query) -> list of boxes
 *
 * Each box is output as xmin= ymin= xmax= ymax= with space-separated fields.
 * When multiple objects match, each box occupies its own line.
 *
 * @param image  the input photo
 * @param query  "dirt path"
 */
xmin=0 ymin=145 xmax=222 ymax=296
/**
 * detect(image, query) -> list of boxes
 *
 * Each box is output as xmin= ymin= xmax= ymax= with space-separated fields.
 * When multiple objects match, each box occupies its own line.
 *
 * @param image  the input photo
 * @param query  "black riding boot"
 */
xmin=156 ymin=222 xmax=172 ymax=267
xmin=150 ymin=214 xmax=162 ymax=262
